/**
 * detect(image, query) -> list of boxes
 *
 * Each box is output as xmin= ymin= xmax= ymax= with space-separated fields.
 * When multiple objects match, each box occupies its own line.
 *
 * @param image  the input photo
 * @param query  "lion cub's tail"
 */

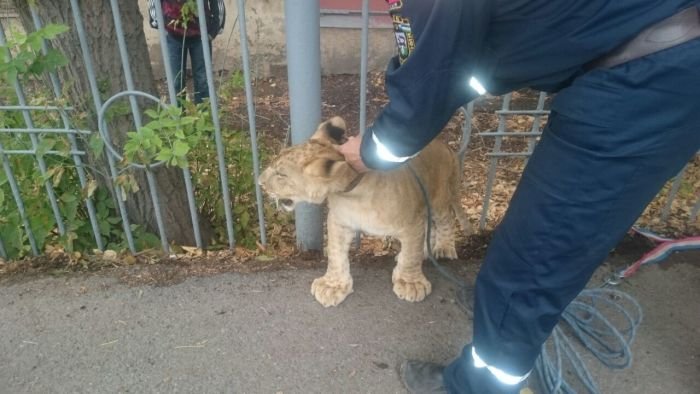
xmin=451 ymin=153 xmax=473 ymax=235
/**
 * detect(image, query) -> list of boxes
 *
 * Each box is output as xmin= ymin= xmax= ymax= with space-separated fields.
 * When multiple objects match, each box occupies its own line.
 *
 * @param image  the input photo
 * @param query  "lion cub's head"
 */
xmin=259 ymin=117 xmax=358 ymax=211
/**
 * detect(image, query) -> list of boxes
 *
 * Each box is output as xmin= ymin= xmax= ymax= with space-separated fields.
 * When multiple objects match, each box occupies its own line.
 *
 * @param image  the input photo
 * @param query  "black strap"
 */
xmin=589 ymin=6 xmax=700 ymax=70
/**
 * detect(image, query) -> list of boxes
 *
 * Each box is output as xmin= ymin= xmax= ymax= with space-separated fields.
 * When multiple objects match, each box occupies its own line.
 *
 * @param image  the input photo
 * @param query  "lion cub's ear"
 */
xmin=303 ymin=155 xmax=357 ymax=188
xmin=310 ymin=116 xmax=348 ymax=145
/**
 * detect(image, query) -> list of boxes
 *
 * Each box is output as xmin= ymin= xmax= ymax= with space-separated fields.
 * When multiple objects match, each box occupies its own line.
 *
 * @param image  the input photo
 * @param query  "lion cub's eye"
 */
xmin=276 ymin=171 xmax=288 ymax=178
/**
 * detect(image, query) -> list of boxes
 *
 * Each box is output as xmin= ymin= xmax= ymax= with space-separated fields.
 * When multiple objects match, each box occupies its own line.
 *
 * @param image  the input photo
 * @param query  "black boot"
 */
xmin=399 ymin=360 xmax=448 ymax=394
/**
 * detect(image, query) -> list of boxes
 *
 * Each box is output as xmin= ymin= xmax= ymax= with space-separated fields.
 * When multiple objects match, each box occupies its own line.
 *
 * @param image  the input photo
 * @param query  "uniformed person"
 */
xmin=337 ymin=0 xmax=700 ymax=392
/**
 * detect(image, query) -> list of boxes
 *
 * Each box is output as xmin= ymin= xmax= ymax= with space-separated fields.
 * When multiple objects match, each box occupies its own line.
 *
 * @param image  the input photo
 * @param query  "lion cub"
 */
xmin=259 ymin=117 xmax=470 ymax=307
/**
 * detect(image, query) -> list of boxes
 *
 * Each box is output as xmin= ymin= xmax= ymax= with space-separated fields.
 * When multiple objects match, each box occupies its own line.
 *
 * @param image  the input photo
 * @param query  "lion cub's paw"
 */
xmin=392 ymin=273 xmax=432 ymax=302
xmin=311 ymin=275 xmax=353 ymax=307
xmin=432 ymin=244 xmax=458 ymax=260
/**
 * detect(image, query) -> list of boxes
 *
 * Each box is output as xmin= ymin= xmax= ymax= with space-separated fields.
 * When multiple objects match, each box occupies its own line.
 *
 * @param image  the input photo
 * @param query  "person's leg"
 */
xmin=166 ymin=34 xmax=186 ymax=101
xmin=442 ymin=38 xmax=700 ymax=393
xmin=188 ymin=37 xmax=210 ymax=104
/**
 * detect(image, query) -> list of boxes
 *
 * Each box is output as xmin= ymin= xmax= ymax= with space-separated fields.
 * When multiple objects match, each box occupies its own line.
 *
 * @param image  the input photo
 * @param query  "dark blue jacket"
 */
xmin=361 ymin=0 xmax=699 ymax=170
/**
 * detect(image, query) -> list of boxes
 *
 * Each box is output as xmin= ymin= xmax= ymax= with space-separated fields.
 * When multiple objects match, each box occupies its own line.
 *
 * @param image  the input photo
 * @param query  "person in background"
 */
xmin=337 ymin=0 xmax=700 ymax=392
xmin=148 ymin=0 xmax=225 ymax=104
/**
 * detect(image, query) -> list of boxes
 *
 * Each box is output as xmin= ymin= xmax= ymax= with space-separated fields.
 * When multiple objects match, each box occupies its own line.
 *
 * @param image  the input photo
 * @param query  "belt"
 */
xmin=588 ymin=5 xmax=700 ymax=69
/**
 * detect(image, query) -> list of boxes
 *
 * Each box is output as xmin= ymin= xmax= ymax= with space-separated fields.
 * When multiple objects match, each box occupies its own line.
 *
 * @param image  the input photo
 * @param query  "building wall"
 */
xmin=139 ymin=0 xmax=396 ymax=78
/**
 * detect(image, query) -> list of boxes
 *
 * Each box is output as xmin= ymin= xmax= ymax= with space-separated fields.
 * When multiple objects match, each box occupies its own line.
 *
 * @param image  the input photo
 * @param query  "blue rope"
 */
xmin=535 ymin=288 xmax=643 ymax=393
xmin=408 ymin=165 xmax=643 ymax=394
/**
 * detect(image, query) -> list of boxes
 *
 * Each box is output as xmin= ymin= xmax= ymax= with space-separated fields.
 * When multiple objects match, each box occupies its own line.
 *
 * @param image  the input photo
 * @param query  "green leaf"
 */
xmin=152 ymin=135 xmax=163 ymax=149
xmin=25 ymin=33 xmax=43 ymax=52
xmin=0 ymin=189 xmax=4 ymax=207
xmin=60 ymin=192 xmax=77 ymax=203
xmin=7 ymin=68 xmax=18 ymax=85
xmin=174 ymin=156 xmax=188 ymax=169
xmin=144 ymin=109 xmax=159 ymax=119
xmin=99 ymin=220 xmax=111 ymax=235
xmin=36 ymin=138 xmax=56 ymax=157
xmin=106 ymin=217 xmax=122 ymax=225
xmin=88 ymin=134 xmax=104 ymax=159
xmin=173 ymin=140 xmax=190 ymax=157
xmin=140 ymin=126 xmax=155 ymax=139
xmin=180 ymin=116 xmax=197 ymax=126
xmin=155 ymin=148 xmax=173 ymax=162
xmin=42 ymin=48 xmax=68 ymax=69
xmin=39 ymin=24 xmax=70 ymax=40
xmin=240 ymin=210 xmax=250 ymax=229
xmin=123 ymin=140 xmax=139 ymax=157
xmin=63 ymin=198 xmax=79 ymax=223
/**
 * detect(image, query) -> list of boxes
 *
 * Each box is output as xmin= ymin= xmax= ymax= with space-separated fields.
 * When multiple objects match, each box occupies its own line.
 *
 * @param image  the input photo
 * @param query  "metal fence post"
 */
xmin=359 ymin=0 xmax=369 ymax=136
xmin=284 ymin=0 xmax=323 ymax=251
xmin=237 ymin=0 xmax=267 ymax=247
xmin=479 ymin=94 xmax=512 ymax=230
xmin=152 ymin=0 xmax=204 ymax=249
xmin=109 ymin=0 xmax=170 ymax=253
xmin=195 ymin=0 xmax=237 ymax=250
xmin=0 ymin=22 xmax=66 ymax=238
xmin=690 ymin=195 xmax=700 ymax=223
xmin=354 ymin=0 xmax=370 ymax=249
xmin=661 ymin=165 xmax=687 ymax=222
xmin=29 ymin=6 xmax=105 ymax=251
xmin=0 ymin=236 xmax=6 ymax=260
xmin=70 ymin=0 xmax=136 ymax=253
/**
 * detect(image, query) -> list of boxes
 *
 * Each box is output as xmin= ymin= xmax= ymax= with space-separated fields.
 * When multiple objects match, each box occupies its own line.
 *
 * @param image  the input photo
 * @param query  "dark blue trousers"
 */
xmin=444 ymin=37 xmax=700 ymax=393
xmin=166 ymin=33 xmax=211 ymax=104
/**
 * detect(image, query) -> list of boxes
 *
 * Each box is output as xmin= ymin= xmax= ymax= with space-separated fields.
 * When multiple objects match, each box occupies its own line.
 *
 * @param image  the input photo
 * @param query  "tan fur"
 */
xmin=259 ymin=117 xmax=471 ymax=307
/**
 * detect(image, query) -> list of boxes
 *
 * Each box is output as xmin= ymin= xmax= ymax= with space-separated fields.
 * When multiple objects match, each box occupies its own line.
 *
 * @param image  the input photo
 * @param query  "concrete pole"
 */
xmin=285 ymin=0 xmax=323 ymax=251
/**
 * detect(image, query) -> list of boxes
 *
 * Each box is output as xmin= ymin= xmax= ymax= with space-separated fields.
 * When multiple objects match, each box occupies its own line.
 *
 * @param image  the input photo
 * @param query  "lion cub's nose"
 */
xmin=258 ymin=168 xmax=270 ymax=188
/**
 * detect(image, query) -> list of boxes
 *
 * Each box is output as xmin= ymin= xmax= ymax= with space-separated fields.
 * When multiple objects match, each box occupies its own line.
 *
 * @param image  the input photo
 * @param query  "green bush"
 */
xmin=1 ymin=25 xmax=273 ymax=259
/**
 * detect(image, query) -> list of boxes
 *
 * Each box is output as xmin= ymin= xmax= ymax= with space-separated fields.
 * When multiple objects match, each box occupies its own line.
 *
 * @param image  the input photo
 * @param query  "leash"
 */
xmin=406 ymin=164 xmax=475 ymax=315
xmin=605 ymin=227 xmax=700 ymax=286
xmin=406 ymin=163 xmax=643 ymax=394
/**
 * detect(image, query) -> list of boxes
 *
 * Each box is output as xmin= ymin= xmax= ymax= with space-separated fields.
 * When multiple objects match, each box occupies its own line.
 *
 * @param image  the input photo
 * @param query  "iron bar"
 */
xmin=237 ymin=0 xmax=267 ymax=247
xmin=480 ymin=94 xmax=511 ymax=230
xmin=0 ymin=141 xmax=39 ymax=255
xmin=152 ymin=0 xmax=203 ymax=249
xmin=284 ymin=0 xmax=324 ymax=251
xmin=109 ymin=0 xmax=169 ymax=252
xmin=71 ymin=0 xmax=136 ymax=252
xmin=196 ymin=0 xmax=236 ymax=249
xmin=0 ymin=22 xmax=66 ymax=237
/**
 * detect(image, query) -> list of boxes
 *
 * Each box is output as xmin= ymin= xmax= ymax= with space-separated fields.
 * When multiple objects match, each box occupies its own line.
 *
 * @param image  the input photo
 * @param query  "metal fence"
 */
xmin=0 ymin=0 xmax=15 ymax=17
xmin=0 ymin=0 xmax=265 ymax=259
xmin=458 ymin=93 xmax=700 ymax=230
xmin=0 ymin=0 xmax=697 ymax=261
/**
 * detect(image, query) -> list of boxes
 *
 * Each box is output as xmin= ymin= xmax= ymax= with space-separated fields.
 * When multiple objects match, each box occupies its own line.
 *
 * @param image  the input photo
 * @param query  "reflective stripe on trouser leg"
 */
xmin=472 ymin=347 xmax=529 ymax=385
xmin=443 ymin=344 xmax=524 ymax=394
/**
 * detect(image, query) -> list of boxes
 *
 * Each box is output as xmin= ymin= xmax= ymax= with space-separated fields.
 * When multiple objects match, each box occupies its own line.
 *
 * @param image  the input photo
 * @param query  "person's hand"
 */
xmin=335 ymin=135 xmax=369 ymax=173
